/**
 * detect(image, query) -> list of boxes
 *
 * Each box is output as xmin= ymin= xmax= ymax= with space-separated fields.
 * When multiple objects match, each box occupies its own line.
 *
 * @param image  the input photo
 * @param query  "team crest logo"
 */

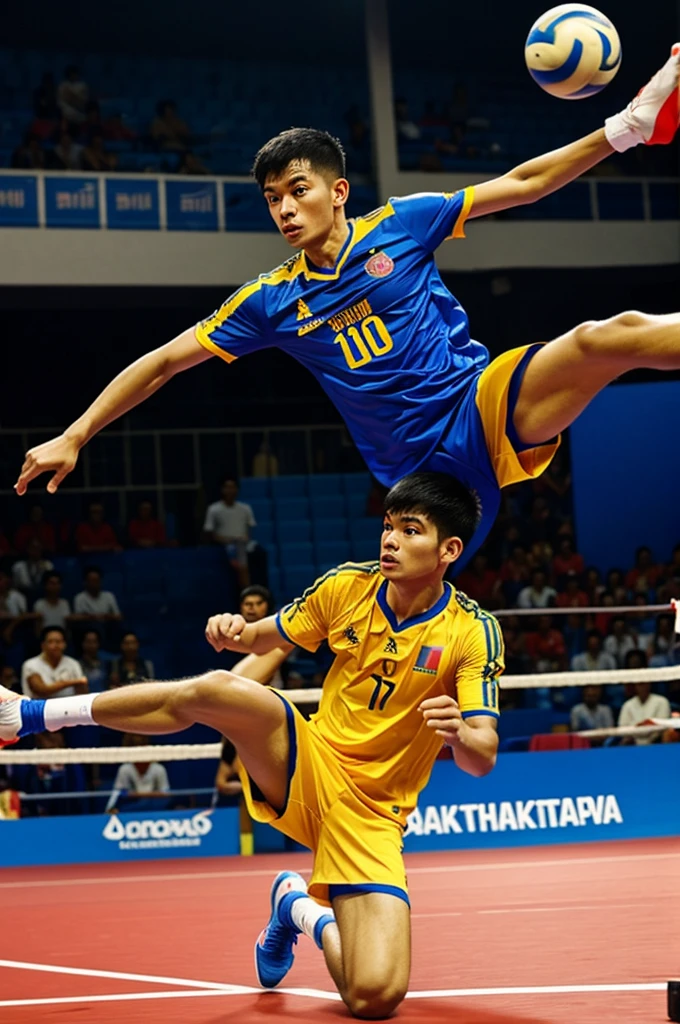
xmin=364 ymin=251 xmax=394 ymax=278
xmin=296 ymin=298 xmax=314 ymax=320
xmin=414 ymin=645 xmax=444 ymax=674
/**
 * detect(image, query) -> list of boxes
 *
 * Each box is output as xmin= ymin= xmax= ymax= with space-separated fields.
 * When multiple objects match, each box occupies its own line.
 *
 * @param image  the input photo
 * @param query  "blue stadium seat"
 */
xmin=277 ymin=519 xmax=312 ymax=543
xmin=349 ymin=517 xmax=380 ymax=542
xmin=346 ymin=494 xmax=369 ymax=519
xmin=281 ymin=565 xmax=317 ymax=599
xmin=239 ymin=478 xmax=271 ymax=501
xmin=308 ymin=474 xmax=343 ymax=498
xmin=274 ymin=498 xmax=310 ymax=521
xmin=342 ymin=473 xmax=371 ymax=496
xmin=271 ymin=476 xmax=309 ymax=500
xmin=311 ymin=497 xmax=346 ymax=522
xmin=249 ymin=497 xmax=273 ymax=522
xmin=311 ymin=518 xmax=347 ymax=542
xmin=351 ymin=539 xmax=379 ymax=563
xmin=279 ymin=542 xmax=314 ymax=568
xmin=314 ymin=541 xmax=351 ymax=567
xmin=251 ymin=521 xmax=275 ymax=545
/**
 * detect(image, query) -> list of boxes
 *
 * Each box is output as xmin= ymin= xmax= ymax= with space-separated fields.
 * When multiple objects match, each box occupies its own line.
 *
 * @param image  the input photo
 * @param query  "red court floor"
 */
xmin=1 ymin=836 xmax=678 ymax=1023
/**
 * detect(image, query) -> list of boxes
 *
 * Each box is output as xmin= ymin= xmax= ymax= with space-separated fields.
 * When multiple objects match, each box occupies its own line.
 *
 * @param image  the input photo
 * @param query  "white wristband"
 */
xmin=44 ymin=693 xmax=97 ymax=731
xmin=604 ymin=113 xmax=642 ymax=153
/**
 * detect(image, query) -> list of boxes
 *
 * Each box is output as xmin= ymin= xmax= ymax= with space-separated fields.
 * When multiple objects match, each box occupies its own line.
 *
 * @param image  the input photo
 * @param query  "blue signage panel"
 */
xmin=166 ymin=180 xmax=218 ymax=231
xmin=403 ymin=746 xmax=680 ymax=852
xmin=106 ymin=178 xmax=159 ymax=229
xmin=44 ymin=176 xmax=99 ymax=227
xmin=0 ymin=807 xmax=239 ymax=867
xmin=0 ymin=175 xmax=39 ymax=226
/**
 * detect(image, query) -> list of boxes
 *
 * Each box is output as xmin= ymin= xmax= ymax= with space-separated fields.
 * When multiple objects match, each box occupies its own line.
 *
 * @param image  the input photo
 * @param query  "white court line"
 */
xmin=1 ymin=848 xmax=678 ymax=891
xmin=479 ymin=901 xmax=655 ymax=916
xmin=0 ymin=958 xmax=254 ymax=992
xmin=0 ymin=981 xmax=667 ymax=1009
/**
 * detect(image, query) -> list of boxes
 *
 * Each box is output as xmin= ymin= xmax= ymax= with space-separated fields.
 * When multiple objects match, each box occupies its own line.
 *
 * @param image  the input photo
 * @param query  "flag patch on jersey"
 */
xmin=414 ymin=645 xmax=443 ymax=674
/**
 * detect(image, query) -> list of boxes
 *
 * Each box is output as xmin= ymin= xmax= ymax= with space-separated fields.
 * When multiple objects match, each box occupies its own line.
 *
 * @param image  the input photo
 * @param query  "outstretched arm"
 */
xmin=469 ymin=45 xmax=680 ymax=219
xmin=15 ymin=327 xmax=212 ymax=495
xmin=205 ymin=612 xmax=285 ymax=657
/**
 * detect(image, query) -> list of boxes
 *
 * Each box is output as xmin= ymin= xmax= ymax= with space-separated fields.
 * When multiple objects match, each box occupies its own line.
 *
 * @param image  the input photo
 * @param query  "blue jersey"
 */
xmin=197 ymin=189 xmax=486 ymax=484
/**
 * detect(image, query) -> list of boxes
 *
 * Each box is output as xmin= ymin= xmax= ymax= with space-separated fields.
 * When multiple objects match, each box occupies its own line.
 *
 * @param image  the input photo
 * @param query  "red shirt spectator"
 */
xmin=75 ymin=501 xmax=121 ymax=554
xmin=456 ymin=554 xmax=498 ymax=606
xmin=524 ymin=615 xmax=567 ymax=671
xmin=625 ymin=546 xmax=662 ymax=592
xmin=0 ymin=527 xmax=10 ymax=557
xmin=552 ymin=537 xmax=585 ymax=581
xmin=556 ymin=576 xmax=589 ymax=608
xmin=14 ymin=505 xmax=56 ymax=555
xmin=128 ymin=500 xmax=167 ymax=548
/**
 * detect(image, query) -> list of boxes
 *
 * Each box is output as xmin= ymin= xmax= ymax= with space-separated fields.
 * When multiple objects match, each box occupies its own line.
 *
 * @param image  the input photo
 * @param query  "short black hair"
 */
xmin=252 ymin=128 xmax=346 ymax=189
xmin=83 ymin=565 xmax=101 ymax=578
xmin=42 ymin=570 xmax=61 ymax=585
xmin=40 ymin=625 xmax=66 ymax=643
xmin=383 ymin=472 xmax=481 ymax=546
xmin=240 ymin=584 xmax=274 ymax=611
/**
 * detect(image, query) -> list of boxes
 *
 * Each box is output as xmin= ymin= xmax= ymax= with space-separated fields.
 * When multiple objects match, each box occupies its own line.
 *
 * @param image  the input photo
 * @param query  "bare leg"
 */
xmin=513 ymin=311 xmax=680 ymax=445
xmin=91 ymin=671 xmax=289 ymax=811
xmin=320 ymin=892 xmax=411 ymax=1019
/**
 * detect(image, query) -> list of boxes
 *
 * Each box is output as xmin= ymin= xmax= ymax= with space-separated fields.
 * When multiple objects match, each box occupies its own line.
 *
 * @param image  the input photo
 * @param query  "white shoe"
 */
xmin=0 ymin=684 xmax=24 ymax=748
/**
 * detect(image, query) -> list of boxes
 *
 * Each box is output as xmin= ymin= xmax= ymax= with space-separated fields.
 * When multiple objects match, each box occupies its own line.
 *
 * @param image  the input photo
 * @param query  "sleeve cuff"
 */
xmin=275 ymin=612 xmax=295 ymax=645
xmin=448 ymin=186 xmax=475 ymax=240
xmin=461 ymin=709 xmax=500 ymax=720
xmin=194 ymin=324 xmax=238 ymax=364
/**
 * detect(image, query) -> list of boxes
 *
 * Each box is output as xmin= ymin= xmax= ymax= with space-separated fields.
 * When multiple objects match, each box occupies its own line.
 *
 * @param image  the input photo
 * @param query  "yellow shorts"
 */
xmin=475 ymin=342 xmax=561 ymax=489
xmin=238 ymin=693 xmax=409 ymax=907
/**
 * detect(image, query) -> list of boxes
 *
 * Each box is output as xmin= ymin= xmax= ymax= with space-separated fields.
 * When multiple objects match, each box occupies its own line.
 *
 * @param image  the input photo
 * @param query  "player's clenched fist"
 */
xmin=205 ymin=613 xmax=248 ymax=651
xmin=419 ymin=694 xmax=464 ymax=745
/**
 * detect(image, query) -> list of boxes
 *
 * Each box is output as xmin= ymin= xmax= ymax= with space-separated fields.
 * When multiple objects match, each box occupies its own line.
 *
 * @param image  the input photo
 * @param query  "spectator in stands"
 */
xmin=1 ymin=664 xmax=19 ymax=694
xmin=618 ymin=680 xmax=671 ymax=745
xmin=594 ymin=590 xmax=616 ymax=637
xmin=49 ymin=130 xmax=84 ymax=171
xmin=495 ymin=544 xmax=530 ymax=606
xmin=73 ymin=567 xmax=123 ymax=644
xmin=22 ymin=728 xmax=86 ymax=817
xmin=664 ymin=543 xmax=680 ymax=582
xmin=343 ymin=104 xmax=369 ymax=152
xmin=646 ymin=613 xmax=676 ymax=665
xmin=563 ymin=611 xmax=587 ymax=663
xmin=82 ymin=132 xmax=117 ymax=172
xmin=251 ymin=439 xmax=279 ymax=478
xmin=556 ymin=573 xmax=589 ymax=609
xmin=456 ymin=552 xmax=498 ymax=607
xmin=605 ymin=568 xmax=626 ymax=596
xmin=177 ymin=150 xmax=209 ymax=175
xmin=524 ymin=613 xmax=567 ymax=673
xmin=127 ymin=499 xmax=167 ymax=548
xmin=533 ymin=451 xmax=572 ymax=518
xmin=394 ymin=98 xmax=421 ymax=141
xmin=497 ymin=615 xmax=530 ymax=680
xmin=33 ymin=72 xmax=58 ymax=120
xmin=33 ymin=571 xmax=72 ymax=633
xmin=203 ymin=477 xmax=256 ymax=588
xmin=57 ymin=65 xmax=89 ymax=127
xmin=629 ymin=592 xmax=658 ymax=643
xmin=517 ymin=569 xmax=557 ymax=609
xmin=11 ymin=133 xmax=46 ymax=170
xmin=571 ymin=629 xmax=616 ymax=673
xmin=527 ymin=540 xmax=553 ymax=575
xmin=103 ymin=111 xmax=137 ymax=143
xmin=78 ymin=629 xmax=112 ymax=693
xmin=14 ymin=504 xmax=55 ymax=555
xmin=570 ymin=685 xmax=614 ymax=734
xmin=584 ymin=566 xmax=604 ymax=604
xmin=603 ymin=615 xmax=639 ymax=669
xmin=214 ymin=736 xmax=243 ymax=806
xmin=75 ymin=501 xmax=121 ymax=554
xmin=107 ymin=734 xmax=170 ymax=812
xmin=151 ymin=100 xmax=191 ymax=152
xmin=625 ymin=546 xmax=662 ymax=593
xmin=0 ymin=569 xmax=35 ymax=648
xmin=552 ymin=537 xmax=585 ymax=584
xmin=21 ymin=625 xmax=87 ymax=699
xmin=109 ymin=632 xmax=154 ymax=687
xmin=11 ymin=538 xmax=54 ymax=603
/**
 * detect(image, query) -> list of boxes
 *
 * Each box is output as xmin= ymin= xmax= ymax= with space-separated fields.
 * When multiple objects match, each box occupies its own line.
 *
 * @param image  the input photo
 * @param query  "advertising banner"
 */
xmin=166 ymin=180 xmax=218 ymax=231
xmin=106 ymin=178 xmax=159 ymax=229
xmin=44 ymin=177 xmax=99 ymax=227
xmin=0 ymin=176 xmax=39 ymax=226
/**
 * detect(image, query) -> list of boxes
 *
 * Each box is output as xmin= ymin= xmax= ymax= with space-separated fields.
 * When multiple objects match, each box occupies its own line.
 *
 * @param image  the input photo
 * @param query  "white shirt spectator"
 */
xmin=517 ymin=584 xmax=557 ymax=609
xmin=73 ymin=590 xmax=121 ymax=616
xmin=21 ymin=653 xmax=84 ymax=699
xmin=0 ymin=589 xmax=27 ymax=617
xmin=203 ymin=501 xmax=256 ymax=541
xmin=618 ymin=692 xmax=672 ymax=745
xmin=570 ymin=702 xmax=614 ymax=732
xmin=33 ymin=597 xmax=72 ymax=630
xmin=571 ymin=651 xmax=617 ymax=672
xmin=12 ymin=558 xmax=54 ymax=593
xmin=106 ymin=762 xmax=170 ymax=811
xmin=603 ymin=634 xmax=638 ymax=669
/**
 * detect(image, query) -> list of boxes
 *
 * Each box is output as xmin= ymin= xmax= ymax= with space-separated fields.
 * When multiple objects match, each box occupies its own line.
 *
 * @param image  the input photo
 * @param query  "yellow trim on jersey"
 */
xmin=302 ymin=203 xmax=396 ymax=281
xmin=449 ymin=186 xmax=475 ymax=240
xmin=195 ymin=254 xmax=307 ymax=361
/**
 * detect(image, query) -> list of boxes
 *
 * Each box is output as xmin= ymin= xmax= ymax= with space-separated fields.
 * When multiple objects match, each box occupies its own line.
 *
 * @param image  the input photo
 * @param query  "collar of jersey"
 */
xmin=376 ymin=579 xmax=453 ymax=633
xmin=302 ymin=221 xmax=355 ymax=281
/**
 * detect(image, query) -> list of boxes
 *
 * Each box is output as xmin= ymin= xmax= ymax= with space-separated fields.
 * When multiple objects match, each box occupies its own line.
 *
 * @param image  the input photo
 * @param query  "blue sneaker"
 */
xmin=254 ymin=870 xmax=306 ymax=989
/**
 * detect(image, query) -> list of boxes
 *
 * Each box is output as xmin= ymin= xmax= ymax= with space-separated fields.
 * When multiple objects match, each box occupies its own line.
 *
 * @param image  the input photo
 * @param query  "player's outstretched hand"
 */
xmin=605 ymin=44 xmax=680 ymax=152
xmin=419 ymin=694 xmax=463 ymax=745
xmin=15 ymin=433 xmax=80 ymax=495
xmin=205 ymin=613 xmax=248 ymax=652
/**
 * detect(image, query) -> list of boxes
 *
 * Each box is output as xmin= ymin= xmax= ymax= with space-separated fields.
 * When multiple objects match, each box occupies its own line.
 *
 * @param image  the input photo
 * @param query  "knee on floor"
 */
xmin=346 ymin=979 xmax=408 ymax=1020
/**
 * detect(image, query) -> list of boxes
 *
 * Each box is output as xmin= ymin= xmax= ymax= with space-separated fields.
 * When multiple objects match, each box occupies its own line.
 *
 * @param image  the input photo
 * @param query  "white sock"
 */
xmin=44 ymin=694 xmax=97 ymax=732
xmin=289 ymin=895 xmax=335 ymax=948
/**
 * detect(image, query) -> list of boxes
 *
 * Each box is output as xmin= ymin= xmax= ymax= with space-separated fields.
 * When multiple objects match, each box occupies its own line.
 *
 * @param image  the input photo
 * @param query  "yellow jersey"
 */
xmin=276 ymin=562 xmax=503 ymax=824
